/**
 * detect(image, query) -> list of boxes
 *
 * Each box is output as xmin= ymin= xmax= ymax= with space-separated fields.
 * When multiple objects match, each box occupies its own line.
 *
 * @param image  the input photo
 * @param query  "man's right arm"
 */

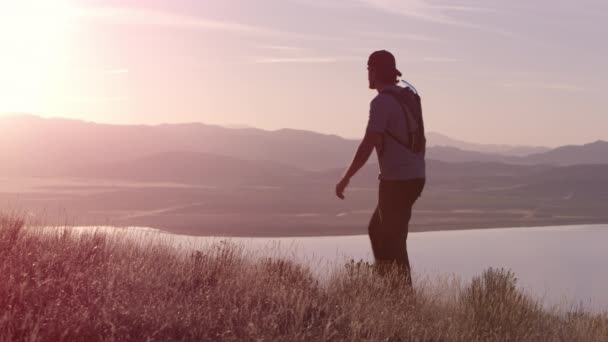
xmin=335 ymin=97 xmax=388 ymax=199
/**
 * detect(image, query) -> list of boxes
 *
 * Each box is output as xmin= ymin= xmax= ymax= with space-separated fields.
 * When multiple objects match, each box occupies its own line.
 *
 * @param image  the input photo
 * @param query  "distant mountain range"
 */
xmin=2 ymin=114 xmax=607 ymax=235
xmin=1 ymin=115 xmax=607 ymax=179
xmin=425 ymin=132 xmax=550 ymax=156
xmin=516 ymin=141 xmax=608 ymax=165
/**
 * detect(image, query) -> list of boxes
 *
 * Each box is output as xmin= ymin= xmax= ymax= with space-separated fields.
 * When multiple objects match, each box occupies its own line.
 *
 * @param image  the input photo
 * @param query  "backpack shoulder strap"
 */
xmin=381 ymin=91 xmax=417 ymax=131
xmin=380 ymin=88 xmax=426 ymax=154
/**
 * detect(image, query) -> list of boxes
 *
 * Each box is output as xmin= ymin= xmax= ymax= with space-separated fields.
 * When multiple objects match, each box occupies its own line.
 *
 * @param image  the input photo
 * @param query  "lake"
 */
xmin=63 ymin=224 xmax=608 ymax=311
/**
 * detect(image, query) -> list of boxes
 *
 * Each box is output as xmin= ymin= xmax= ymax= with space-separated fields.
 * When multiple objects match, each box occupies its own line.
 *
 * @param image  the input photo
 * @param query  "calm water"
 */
xmin=65 ymin=224 xmax=608 ymax=311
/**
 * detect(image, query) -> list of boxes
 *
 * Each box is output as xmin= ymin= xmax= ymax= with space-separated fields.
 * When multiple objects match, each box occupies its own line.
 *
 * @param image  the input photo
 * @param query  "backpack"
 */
xmin=380 ymin=86 xmax=426 ymax=155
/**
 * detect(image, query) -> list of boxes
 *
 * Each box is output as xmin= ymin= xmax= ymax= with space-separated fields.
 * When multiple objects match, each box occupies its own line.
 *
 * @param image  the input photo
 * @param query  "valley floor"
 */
xmin=3 ymin=176 xmax=607 ymax=237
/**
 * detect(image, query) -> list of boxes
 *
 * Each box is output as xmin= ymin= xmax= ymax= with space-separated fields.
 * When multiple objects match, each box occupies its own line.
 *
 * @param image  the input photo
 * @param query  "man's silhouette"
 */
xmin=335 ymin=50 xmax=426 ymax=286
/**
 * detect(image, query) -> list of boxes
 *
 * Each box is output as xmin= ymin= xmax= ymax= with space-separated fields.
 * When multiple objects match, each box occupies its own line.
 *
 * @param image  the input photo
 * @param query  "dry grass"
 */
xmin=1 ymin=214 xmax=607 ymax=341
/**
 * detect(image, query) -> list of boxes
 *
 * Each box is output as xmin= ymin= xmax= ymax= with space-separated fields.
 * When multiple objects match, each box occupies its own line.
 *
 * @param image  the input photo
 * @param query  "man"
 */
xmin=335 ymin=50 xmax=426 ymax=286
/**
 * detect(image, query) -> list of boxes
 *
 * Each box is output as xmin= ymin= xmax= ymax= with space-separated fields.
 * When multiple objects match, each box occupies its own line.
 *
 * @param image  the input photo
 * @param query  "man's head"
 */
xmin=367 ymin=50 xmax=402 ymax=89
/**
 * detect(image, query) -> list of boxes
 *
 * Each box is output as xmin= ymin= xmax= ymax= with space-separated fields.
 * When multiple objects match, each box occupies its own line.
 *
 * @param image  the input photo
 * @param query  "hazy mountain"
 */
xmin=520 ymin=141 xmax=608 ymax=165
xmin=0 ymin=115 xmax=357 ymax=173
xmin=69 ymin=151 xmax=308 ymax=186
xmin=425 ymin=140 xmax=608 ymax=166
xmin=425 ymin=146 xmax=505 ymax=163
xmin=426 ymin=132 xmax=550 ymax=156
xmin=1 ymin=115 xmax=606 ymax=178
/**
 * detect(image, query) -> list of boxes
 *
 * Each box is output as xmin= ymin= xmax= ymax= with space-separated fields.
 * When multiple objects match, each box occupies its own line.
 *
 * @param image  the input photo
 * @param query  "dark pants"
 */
xmin=368 ymin=178 xmax=425 ymax=285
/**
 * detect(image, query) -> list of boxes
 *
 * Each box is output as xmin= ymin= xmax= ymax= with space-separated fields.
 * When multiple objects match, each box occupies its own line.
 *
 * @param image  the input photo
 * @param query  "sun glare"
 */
xmin=0 ymin=0 xmax=75 ymax=114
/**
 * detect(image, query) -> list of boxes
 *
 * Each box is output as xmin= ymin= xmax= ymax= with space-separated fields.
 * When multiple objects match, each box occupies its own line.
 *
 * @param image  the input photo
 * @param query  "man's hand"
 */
xmin=335 ymin=177 xmax=350 ymax=200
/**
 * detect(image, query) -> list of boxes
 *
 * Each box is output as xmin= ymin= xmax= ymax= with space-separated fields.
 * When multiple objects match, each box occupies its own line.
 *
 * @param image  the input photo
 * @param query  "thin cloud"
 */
xmin=250 ymin=56 xmax=362 ymax=64
xmin=497 ymin=82 xmax=586 ymax=92
xmin=252 ymin=44 xmax=307 ymax=51
xmin=359 ymin=0 xmax=475 ymax=26
xmin=287 ymin=0 xmax=495 ymax=13
xmin=78 ymin=7 xmax=286 ymax=35
xmin=428 ymin=4 xmax=499 ymax=13
xmin=422 ymin=57 xmax=462 ymax=62
xmin=76 ymin=6 xmax=344 ymax=41
xmin=358 ymin=0 xmax=516 ymax=37
xmin=285 ymin=0 xmax=366 ymax=9
xmin=352 ymin=30 xmax=440 ymax=42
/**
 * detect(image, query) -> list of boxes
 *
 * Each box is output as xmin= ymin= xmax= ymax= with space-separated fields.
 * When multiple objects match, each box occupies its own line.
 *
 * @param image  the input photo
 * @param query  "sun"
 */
xmin=0 ymin=0 xmax=76 ymax=114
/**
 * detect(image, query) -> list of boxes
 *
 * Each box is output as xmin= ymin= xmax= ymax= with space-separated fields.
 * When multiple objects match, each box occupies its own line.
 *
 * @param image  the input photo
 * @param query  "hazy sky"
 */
xmin=0 ymin=0 xmax=606 ymax=146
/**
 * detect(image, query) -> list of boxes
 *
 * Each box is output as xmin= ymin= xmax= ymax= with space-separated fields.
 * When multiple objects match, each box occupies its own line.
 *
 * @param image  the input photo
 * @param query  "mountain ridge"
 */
xmin=1 ymin=115 xmax=607 ymax=175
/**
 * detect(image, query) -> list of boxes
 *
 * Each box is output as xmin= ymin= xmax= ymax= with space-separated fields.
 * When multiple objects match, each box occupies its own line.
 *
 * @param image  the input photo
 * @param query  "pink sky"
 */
xmin=0 ymin=0 xmax=606 ymax=146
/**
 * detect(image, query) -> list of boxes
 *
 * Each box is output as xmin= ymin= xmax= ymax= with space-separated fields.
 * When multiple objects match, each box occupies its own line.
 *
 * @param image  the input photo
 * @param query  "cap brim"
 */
xmin=396 ymin=69 xmax=402 ymax=77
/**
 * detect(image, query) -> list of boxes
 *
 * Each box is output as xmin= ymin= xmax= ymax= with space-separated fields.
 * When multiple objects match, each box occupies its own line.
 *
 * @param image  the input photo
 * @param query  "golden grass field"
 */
xmin=1 ymin=213 xmax=607 ymax=341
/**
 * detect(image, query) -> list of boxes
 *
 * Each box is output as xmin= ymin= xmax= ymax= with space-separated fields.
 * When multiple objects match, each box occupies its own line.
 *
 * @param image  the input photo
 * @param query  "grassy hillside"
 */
xmin=1 ymin=215 xmax=606 ymax=341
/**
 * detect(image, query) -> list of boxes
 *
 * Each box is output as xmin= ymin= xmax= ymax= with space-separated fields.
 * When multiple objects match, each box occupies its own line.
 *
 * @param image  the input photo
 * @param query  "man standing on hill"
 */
xmin=335 ymin=50 xmax=426 ymax=286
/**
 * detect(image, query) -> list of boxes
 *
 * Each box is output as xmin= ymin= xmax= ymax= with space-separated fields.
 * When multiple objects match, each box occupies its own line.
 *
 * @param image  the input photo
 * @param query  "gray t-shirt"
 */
xmin=366 ymin=85 xmax=426 ymax=180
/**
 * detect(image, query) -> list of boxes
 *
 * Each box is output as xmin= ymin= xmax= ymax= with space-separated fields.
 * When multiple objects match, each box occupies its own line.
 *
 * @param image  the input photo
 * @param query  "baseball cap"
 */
xmin=367 ymin=50 xmax=402 ymax=77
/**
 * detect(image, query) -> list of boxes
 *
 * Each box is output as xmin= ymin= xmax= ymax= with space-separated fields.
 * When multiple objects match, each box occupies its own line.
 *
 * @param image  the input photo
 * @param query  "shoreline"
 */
xmin=156 ymin=219 xmax=608 ymax=238
xmin=51 ymin=220 xmax=608 ymax=239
